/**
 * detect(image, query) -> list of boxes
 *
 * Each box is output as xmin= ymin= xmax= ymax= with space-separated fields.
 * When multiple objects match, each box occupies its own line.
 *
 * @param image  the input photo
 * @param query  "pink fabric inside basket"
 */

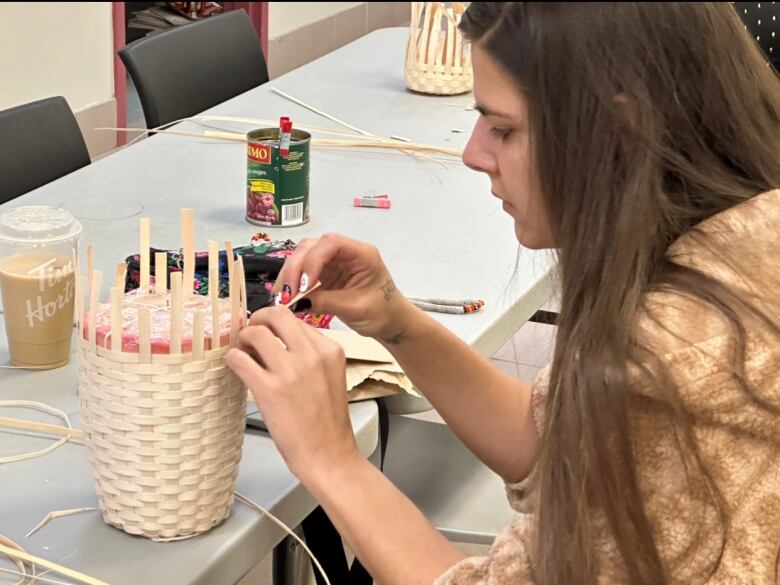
xmin=83 ymin=290 xmax=235 ymax=353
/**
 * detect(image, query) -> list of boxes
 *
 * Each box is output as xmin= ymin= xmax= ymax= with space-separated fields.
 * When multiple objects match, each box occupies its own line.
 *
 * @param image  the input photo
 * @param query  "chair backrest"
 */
xmin=118 ymin=10 xmax=269 ymax=129
xmin=0 ymin=96 xmax=91 ymax=205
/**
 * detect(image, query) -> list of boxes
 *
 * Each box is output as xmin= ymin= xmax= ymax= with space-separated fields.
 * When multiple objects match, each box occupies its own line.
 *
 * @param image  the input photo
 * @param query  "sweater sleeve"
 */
xmin=432 ymin=513 xmax=536 ymax=585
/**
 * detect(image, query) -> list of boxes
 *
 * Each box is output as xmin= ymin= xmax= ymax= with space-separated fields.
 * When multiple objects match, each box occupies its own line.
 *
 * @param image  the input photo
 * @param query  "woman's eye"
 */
xmin=489 ymin=127 xmax=513 ymax=141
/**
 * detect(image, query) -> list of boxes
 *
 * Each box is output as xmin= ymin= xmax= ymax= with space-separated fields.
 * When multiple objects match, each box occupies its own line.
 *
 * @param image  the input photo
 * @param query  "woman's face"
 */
xmin=462 ymin=46 xmax=555 ymax=249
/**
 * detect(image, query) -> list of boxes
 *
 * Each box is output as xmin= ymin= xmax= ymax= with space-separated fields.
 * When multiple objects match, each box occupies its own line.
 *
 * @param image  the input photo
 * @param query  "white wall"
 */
xmin=0 ymin=3 xmax=114 ymax=112
xmin=269 ymin=2 xmax=362 ymax=39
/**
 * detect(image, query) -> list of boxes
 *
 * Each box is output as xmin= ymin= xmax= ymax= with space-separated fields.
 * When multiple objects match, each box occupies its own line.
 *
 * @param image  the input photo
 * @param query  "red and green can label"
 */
xmin=246 ymin=128 xmax=311 ymax=227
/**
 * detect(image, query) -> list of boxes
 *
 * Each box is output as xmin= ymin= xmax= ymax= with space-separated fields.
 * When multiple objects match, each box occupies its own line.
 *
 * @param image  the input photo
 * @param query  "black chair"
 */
xmin=0 ymin=97 xmax=90 ymax=205
xmin=118 ymin=10 xmax=269 ymax=129
xmin=735 ymin=2 xmax=779 ymax=70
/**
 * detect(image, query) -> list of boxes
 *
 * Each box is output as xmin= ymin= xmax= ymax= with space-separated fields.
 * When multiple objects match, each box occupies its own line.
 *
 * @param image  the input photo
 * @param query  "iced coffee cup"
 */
xmin=0 ymin=206 xmax=83 ymax=369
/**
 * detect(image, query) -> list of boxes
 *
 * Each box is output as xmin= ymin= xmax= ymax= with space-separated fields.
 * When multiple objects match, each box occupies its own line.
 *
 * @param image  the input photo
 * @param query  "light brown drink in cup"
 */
xmin=0 ymin=206 xmax=82 ymax=369
xmin=0 ymin=253 xmax=76 ymax=368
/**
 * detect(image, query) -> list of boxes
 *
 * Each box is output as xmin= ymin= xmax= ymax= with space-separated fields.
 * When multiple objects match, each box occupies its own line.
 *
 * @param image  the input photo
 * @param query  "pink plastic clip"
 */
xmin=279 ymin=118 xmax=293 ymax=157
xmin=354 ymin=194 xmax=391 ymax=209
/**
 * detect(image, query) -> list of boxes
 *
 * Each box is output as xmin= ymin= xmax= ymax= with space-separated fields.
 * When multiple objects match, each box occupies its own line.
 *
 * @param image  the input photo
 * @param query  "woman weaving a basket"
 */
xmin=226 ymin=3 xmax=780 ymax=584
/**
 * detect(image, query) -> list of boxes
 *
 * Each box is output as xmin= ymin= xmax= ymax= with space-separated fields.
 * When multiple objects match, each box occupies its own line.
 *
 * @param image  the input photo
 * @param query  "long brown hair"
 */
xmin=461 ymin=3 xmax=780 ymax=584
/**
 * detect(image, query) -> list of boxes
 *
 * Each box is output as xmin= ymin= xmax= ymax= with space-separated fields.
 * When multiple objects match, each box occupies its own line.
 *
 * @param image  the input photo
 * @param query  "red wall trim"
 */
xmin=112 ymin=2 xmax=127 ymax=147
xmin=111 ymin=1 xmax=267 ymax=149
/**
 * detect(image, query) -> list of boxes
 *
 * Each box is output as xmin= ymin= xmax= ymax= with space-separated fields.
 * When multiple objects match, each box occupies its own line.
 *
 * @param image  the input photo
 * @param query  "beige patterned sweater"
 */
xmin=434 ymin=190 xmax=780 ymax=584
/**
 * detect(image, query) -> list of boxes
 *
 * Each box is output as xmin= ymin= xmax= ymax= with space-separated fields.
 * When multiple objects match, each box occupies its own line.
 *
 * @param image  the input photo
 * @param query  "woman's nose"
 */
xmin=462 ymin=121 xmax=498 ymax=175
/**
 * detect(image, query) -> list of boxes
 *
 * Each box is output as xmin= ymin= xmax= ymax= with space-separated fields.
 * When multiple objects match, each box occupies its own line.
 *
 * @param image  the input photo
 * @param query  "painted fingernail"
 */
xmin=273 ymin=292 xmax=283 ymax=306
xmin=281 ymin=284 xmax=292 ymax=304
xmin=299 ymin=273 xmax=309 ymax=293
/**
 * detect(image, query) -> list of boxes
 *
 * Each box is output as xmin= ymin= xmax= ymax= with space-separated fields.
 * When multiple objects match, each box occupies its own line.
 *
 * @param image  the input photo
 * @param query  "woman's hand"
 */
xmin=227 ymin=311 xmax=468 ymax=585
xmin=225 ymin=305 xmax=359 ymax=479
xmin=273 ymin=234 xmax=417 ymax=343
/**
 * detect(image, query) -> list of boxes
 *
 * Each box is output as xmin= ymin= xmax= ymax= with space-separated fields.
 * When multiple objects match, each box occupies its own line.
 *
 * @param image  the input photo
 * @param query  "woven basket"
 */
xmin=405 ymin=2 xmax=472 ymax=96
xmin=77 ymin=211 xmax=248 ymax=541
xmin=78 ymin=342 xmax=246 ymax=540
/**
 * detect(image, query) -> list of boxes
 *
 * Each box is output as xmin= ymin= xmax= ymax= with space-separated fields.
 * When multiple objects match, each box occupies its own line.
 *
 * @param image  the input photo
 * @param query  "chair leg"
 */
xmin=272 ymin=533 xmax=314 ymax=585
xmin=271 ymin=541 xmax=288 ymax=585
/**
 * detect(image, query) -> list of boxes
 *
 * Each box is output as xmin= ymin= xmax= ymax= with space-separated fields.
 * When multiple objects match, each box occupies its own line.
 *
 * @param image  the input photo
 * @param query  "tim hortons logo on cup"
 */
xmin=25 ymin=258 xmax=75 ymax=328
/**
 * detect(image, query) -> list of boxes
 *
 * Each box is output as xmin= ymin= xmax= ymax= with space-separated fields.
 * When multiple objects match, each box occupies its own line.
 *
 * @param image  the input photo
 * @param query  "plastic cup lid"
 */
xmin=0 ymin=206 xmax=83 ymax=246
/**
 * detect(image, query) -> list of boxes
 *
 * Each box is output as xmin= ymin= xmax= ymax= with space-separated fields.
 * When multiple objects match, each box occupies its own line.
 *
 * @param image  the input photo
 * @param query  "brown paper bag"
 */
xmin=247 ymin=329 xmax=418 ymax=403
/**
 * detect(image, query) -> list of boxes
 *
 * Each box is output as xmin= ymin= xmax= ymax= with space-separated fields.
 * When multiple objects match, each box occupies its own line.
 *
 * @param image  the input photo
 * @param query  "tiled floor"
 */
xmin=490 ymin=293 xmax=559 ymax=387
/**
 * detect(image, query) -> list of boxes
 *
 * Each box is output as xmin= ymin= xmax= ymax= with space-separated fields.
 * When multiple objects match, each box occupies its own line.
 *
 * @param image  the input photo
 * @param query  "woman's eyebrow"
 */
xmin=475 ymin=103 xmax=517 ymax=120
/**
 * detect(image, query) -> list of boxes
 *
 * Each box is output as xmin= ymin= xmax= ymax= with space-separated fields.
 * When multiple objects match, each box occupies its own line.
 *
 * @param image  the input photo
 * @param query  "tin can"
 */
xmin=246 ymin=128 xmax=311 ymax=227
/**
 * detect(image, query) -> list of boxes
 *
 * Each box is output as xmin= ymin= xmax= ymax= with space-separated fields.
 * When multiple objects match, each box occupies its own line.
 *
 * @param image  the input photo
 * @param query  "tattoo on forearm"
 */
xmin=380 ymin=277 xmax=396 ymax=301
xmin=382 ymin=330 xmax=405 ymax=345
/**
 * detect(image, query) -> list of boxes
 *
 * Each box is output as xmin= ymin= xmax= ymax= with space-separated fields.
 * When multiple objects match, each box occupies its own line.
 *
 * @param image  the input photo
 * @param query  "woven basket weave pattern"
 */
xmin=78 ymin=342 xmax=246 ymax=541
xmin=405 ymin=64 xmax=472 ymax=95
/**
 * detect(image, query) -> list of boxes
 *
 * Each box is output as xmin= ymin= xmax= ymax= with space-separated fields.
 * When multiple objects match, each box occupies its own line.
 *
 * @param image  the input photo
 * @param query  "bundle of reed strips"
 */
xmin=101 ymin=122 xmax=462 ymax=159
xmin=77 ymin=209 xmax=247 ymax=541
xmin=405 ymin=2 xmax=472 ymax=95
xmin=98 ymin=85 xmax=468 ymax=167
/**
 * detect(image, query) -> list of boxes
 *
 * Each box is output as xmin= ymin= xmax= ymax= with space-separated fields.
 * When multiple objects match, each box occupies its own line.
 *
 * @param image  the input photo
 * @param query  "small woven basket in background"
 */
xmin=405 ymin=2 xmax=472 ymax=96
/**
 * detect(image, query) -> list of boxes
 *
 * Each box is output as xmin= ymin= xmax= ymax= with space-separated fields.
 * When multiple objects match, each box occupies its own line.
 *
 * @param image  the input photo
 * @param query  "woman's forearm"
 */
xmin=301 ymin=455 xmax=465 ymax=585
